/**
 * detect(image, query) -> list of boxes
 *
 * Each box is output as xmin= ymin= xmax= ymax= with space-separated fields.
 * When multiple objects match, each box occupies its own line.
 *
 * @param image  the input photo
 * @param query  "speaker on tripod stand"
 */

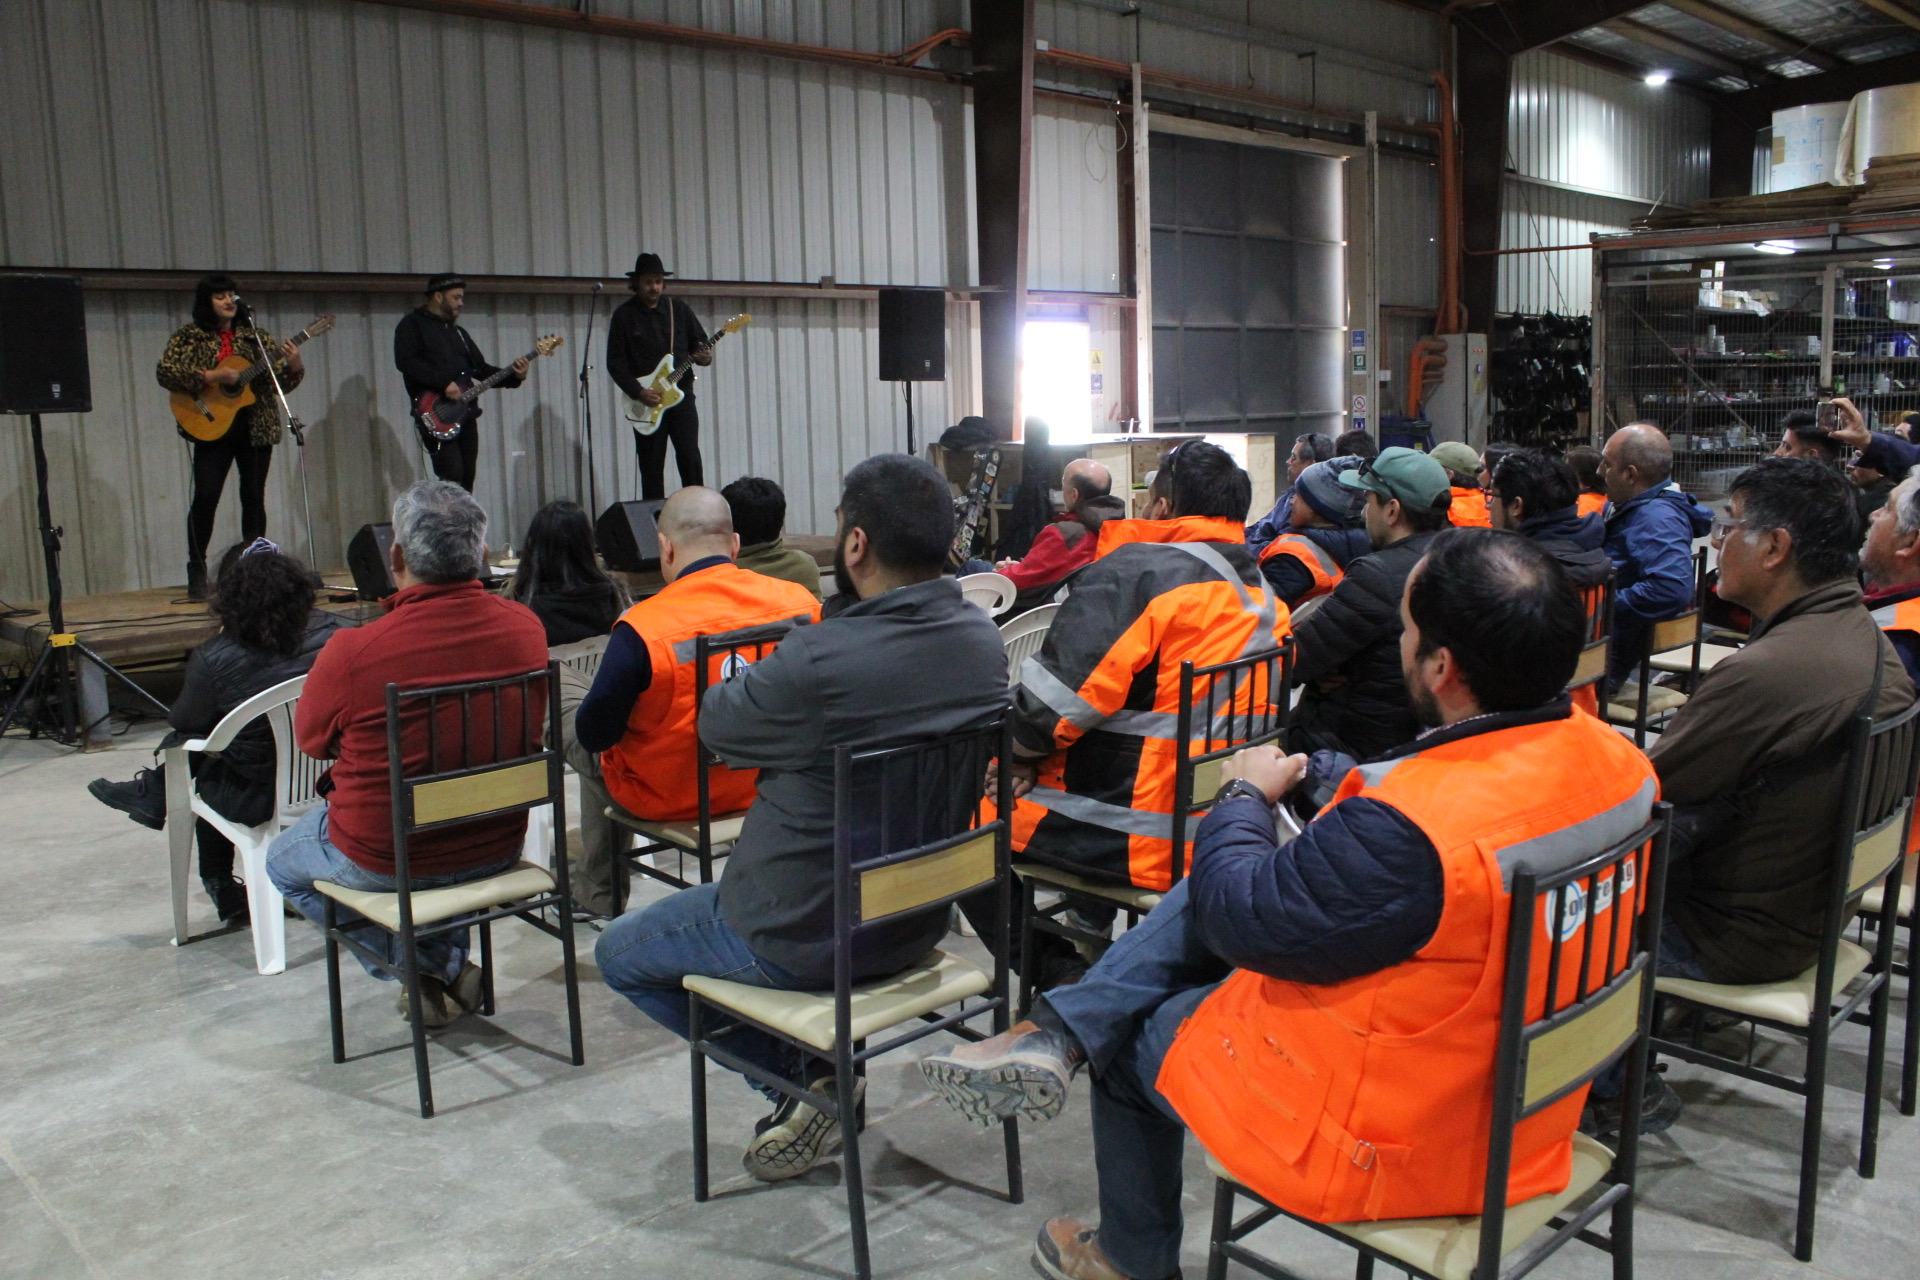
xmin=0 ymin=275 xmax=169 ymax=748
xmin=878 ymin=287 xmax=946 ymax=456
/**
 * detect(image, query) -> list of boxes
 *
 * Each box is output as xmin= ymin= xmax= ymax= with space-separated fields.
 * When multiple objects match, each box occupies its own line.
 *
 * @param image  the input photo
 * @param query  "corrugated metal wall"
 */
xmin=1498 ymin=49 xmax=1710 ymax=317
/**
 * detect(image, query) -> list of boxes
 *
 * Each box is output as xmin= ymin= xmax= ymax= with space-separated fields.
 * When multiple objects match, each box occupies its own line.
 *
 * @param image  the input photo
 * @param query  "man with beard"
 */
xmin=595 ymin=454 xmax=1010 ymax=1182
xmin=570 ymin=487 xmax=820 ymax=916
xmin=919 ymin=530 xmax=1655 ymax=1280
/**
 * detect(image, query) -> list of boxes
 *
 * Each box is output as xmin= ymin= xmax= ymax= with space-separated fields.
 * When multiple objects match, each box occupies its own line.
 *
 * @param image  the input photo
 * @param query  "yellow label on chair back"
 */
xmin=1649 ymin=613 xmax=1699 ymax=652
xmin=1850 ymin=815 xmax=1907 ymax=896
xmin=410 ymin=759 xmax=550 ymax=827
xmin=1523 ymin=968 xmax=1643 ymax=1110
xmin=1571 ymin=642 xmax=1608 ymax=688
xmin=859 ymin=832 xmax=996 ymax=922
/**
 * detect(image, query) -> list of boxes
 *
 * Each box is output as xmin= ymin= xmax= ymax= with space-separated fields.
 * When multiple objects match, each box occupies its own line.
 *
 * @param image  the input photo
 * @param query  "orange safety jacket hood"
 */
xmin=1157 ymin=706 xmax=1657 ymax=1224
xmin=1093 ymin=514 xmax=1248 ymax=558
xmin=600 ymin=563 xmax=820 ymax=822
xmin=1449 ymin=486 xmax=1492 ymax=528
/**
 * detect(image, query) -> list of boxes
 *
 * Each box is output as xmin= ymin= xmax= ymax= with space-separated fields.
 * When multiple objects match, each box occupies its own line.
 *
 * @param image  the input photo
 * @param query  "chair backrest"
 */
xmin=957 ymin=572 xmax=1017 ymax=617
xmin=832 ymin=715 xmax=1014 ymax=1001
xmin=385 ymin=665 xmax=566 ymax=899
xmin=1473 ymin=803 xmax=1672 ymax=1280
xmin=196 ymin=675 xmax=326 ymax=829
xmin=687 ymin=619 xmax=806 ymax=843
xmin=1569 ymin=584 xmax=1613 ymax=695
xmin=998 ymin=603 xmax=1060 ymax=683
xmin=548 ymin=634 xmax=611 ymax=682
xmin=1168 ymin=640 xmax=1296 ymax=880
xmin=1819 ymin=698 xmax=1920 ymax=996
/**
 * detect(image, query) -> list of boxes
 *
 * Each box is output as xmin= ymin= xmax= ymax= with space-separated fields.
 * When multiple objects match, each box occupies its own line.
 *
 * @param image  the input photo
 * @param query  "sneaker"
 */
xmin=394 ymin=974 xmax=460 ymax=1029
xmin=1584 ymin=1068 xmax=1684 ymax=1139
xmin=742 ymin=1076 xmax=864 ymax=1182
xmin=89 ymin=769 xmax=166 ymax=830
xmin=921 ymin=1020 xmax=1086 ymax=1127
xmin=446 ymin=962 xmax=486 ymax=1016
xmin=1031 ymin=1217 xmax=1176 ymax=1280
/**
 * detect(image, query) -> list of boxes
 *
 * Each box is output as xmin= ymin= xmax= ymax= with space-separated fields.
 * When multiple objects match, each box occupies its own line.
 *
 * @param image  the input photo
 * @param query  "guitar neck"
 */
xmin=466 ymin=348 xmax=540 ymax=401
xmin=667 ymin=330 xmax=729 ymax=386
xmin=234 ymin=326 xmax=315 ymax=387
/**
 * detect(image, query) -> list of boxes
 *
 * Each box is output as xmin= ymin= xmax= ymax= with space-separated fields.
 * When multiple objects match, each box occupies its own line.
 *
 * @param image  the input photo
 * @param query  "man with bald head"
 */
xmin=1600 ymin=423 xmax=1713 ymax=689
xmin=995 ymin=457 xmax=1126 ymax=605
xmin=572 ymin=486 xmax=822 ymax=914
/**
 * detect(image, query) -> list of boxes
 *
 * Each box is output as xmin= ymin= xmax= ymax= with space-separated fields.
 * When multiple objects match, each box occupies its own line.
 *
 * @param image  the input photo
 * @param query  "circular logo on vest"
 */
xmin=720 ymin=652 xmax=752 ymax=680
xmin=1553 ymin=881 xmax=1587 ymax=942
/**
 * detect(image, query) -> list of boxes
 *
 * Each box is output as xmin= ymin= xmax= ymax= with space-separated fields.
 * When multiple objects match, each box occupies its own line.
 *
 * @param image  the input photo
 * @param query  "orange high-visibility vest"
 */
xmin=1873 ymin=595 xmax=1920 ymax=854
xmin=1157 ymin=709 xmax=1657 ymax=1223
xmin=1258 ymin=533 xmax=1344 ymax=604
xmin=600 ymin=563 xmax=820 ymax=821
xmin=1577 ymin=492 xmax=1607 ymax=518
xmin=1449 ymin=486 xmax=1492 ymax=528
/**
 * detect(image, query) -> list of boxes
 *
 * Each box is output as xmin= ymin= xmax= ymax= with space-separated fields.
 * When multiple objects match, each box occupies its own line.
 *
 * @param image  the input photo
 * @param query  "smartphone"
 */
xmin=1816 ymin=398 xmax=1839 ymax=431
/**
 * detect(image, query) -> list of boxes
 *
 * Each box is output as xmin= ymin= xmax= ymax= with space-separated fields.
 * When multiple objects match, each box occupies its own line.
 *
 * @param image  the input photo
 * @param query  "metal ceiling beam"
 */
xmin=1857 ymin=0 xmax=1920 ymax=35
xmin=1451 ymin=1 xmax=1660 ymax=55
xmin=1601 ymin=15 xmax=1778 ymax=82
xmin=1726 ymin=45 xmax=1920 ymax=112
xmin=1660 ymin=0 xmax=1844 ymax=72
xmin=1547 ymin=36 xmax=1721 ymax=99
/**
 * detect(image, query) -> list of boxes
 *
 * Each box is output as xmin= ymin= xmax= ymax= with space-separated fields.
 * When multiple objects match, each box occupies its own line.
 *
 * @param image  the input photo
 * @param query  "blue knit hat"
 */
xmin=1296 ymin=455 xmax=1363 ymax=526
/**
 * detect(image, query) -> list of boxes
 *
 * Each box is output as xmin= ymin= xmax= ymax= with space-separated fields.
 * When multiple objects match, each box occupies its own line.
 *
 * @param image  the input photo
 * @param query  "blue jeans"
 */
xmin=1039 ymin=879 xmax=1229 ymax=1280
xmin=596 ymin=883 xmax=821 ymax=1102
xmin=265 ymin=805 xmax=516 ymax=986
xmin=1591 ymin=914 xmax=1711 ymax=1100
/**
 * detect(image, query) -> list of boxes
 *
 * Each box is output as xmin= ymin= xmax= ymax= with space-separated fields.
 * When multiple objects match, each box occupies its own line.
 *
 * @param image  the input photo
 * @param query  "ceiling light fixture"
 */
xmin=1753 ymin=241 xmax=1797 ymax=255
xmin=1644 ymin=71 xmax=1672 ymax=86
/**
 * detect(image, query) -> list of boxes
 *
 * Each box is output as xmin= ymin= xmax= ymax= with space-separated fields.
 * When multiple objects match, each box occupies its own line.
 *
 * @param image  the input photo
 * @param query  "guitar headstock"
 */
xmin=306 ymin=314 xmax=337 ymax=338
xmin=719 ymin=314 xmax=752 ymax=335
xmin=535 ymin=334 xmax=565 ymax=357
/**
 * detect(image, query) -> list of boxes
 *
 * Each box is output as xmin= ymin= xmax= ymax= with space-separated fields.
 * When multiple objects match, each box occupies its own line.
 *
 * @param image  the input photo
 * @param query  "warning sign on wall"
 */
xmin=1090 ymin=350 xmax=1103 ymax=395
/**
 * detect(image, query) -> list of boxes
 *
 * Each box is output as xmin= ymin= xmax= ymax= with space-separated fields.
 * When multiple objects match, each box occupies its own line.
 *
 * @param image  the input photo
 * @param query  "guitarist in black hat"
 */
xmin=393 ymin=273 xmax=528 ymax=492
xmin=607 ymin=252 xmax=712 ymax=500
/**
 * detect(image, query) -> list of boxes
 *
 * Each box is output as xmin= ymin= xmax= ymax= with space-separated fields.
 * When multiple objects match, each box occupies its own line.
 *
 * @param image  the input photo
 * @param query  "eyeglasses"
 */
xmin=1708 ymin=514 xmax=1750 ymax=545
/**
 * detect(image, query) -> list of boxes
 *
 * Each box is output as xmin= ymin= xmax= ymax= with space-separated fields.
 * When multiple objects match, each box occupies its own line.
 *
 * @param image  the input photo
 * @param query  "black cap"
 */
xmin=627 ymin=253 xmax=673 ymax=279
xmin=425 ymin=273 xmax=465 ymax=295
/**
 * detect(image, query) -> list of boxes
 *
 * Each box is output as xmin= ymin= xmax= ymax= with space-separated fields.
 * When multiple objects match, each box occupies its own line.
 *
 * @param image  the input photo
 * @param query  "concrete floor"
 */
xmin=5 ymin=721 xmax=1920 ymax=1280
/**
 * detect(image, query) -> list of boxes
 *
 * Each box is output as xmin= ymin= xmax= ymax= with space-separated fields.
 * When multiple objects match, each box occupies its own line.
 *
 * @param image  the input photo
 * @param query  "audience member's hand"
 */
xmin=994 ymin=558 xmax=1017 ymax=574
xmin=985 ymin=757 xmax=1037 ymax=800
xmin=1228 ymin=744 xmax=1309 ymax=804
xmin=1830 ymin=397 xmax=1870 ymax=448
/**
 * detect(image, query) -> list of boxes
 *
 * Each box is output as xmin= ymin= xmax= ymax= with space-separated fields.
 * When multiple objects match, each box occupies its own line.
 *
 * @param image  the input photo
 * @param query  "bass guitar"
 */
xmin=414 ymin=334 xmax=563 ymax=441
xmin=624 ymin=313 xmax=751 ymax=435
xmin=169 ymin=314 xmax=336 ymax=442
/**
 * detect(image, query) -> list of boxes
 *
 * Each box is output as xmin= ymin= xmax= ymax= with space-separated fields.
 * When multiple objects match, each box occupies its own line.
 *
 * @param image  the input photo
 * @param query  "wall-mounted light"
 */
xmin=1644 ymin=71 xmax=1672 ymax=86
xmin=1753 ymin=241 xmax=1798 ymax=255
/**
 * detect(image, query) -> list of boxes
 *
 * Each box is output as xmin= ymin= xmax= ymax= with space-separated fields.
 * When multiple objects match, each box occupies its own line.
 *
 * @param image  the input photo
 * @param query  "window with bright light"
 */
xmin=1022 ymin=319 xmax=1094 ymax=443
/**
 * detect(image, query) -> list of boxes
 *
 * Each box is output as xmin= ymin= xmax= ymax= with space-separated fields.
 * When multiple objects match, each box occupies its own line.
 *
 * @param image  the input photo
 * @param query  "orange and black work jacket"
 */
xmin=1009 ymin=515 xmax=1292 ymax=892
xmin=599 ymin=562 xmax=820 ymax=822
xmin=1158 ymin=704 xmax=1657 ymax=1223
xmin=1256 ymin=527 xmax=1368 ymax=609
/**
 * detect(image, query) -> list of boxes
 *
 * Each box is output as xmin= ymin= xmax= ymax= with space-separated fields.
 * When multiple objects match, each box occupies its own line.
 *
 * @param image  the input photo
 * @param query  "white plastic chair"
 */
xmin=548 ymin=634 xmax=611 ymax=682
xmin=998 ymin=603 xmax=1060 ymax=685
xmin=164 ymin=675 xmax=326 ymax=974
xmin=957 ymin=572 xmax=1017 ymax=617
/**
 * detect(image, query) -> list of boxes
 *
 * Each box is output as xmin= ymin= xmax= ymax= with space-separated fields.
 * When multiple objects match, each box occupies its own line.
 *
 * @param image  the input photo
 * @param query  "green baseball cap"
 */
xmin=1339 ymin=446 xmax=1452 ymax=514
xmin=1428 ymin=441 xmax=1482 ymax=478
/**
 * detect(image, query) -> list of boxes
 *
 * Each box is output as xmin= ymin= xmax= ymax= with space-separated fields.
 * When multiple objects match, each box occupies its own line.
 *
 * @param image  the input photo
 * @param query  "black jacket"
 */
xmin=392 ymin=308 xmax=522 ymax=401
xmin=1288 ymin=531 xmax=1441 ymax=761
xmin=701 ymin=578 xmax=1010 ymax=985
xmin=170 ymin=611 xmax=350 ymax=825
xmin=1519 ymin=506 xmax=1614 ymax=591
xmin=521 ymin=582 xmax=623 ymax=646
xmin=606 ymin=297 xmax=708 ymax=404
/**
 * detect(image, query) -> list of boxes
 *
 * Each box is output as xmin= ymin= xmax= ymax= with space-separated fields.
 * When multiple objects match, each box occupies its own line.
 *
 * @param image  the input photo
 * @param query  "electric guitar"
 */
xmin=949 ymin=448 xmax=1002 ymax=570
xmin=414 ymin=334 xmax=563 ymax=441
xmin=624 ymin=313 xmax=751 ymax=435
xmin=169 ymin=315 xmax=335 ymax=442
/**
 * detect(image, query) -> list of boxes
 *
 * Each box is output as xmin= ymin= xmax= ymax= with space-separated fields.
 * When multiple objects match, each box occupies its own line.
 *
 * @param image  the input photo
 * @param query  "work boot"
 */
xmin=1583 ymin=1067 xmax=1684 ymax=1139
xmin=921 ymin=1019 xmax=1086 ymax=1126
xmin=445 ymin=962 xmax=486 ymax=1017
xmin=89 ymin=768 xmax=167 ymax=830
xmin=395 ymin=974 xmax=460 ymax=1028
xmin=742 ymin=1076 xmax=864 ymax=1182
xmin=1031 ymin=1218 xmax=1178 ymax=1280
xmin=186 ymin=561 xmax=209 ymax=601
xmin=202 ymin=877 xmax=249 ymax=924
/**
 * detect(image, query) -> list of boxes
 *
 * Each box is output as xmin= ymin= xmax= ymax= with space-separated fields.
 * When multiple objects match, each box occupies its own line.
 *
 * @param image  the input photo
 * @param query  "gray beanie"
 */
xmin=1297 ymin=455 xmax=1363 ymax=526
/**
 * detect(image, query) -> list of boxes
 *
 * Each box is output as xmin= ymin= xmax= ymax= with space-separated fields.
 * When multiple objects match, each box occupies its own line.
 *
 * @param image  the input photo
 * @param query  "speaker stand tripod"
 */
xmin=0 ymin=413 xmax=169 ymax=748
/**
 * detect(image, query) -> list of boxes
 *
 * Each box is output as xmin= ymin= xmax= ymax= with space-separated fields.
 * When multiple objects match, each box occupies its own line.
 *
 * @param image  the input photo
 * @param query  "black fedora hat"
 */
xmin=626 ymin=252 xmax=674 ymax=279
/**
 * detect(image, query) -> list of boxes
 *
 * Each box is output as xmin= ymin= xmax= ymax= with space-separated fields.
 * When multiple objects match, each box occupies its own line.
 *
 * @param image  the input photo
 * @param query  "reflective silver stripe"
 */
xmin=1170 ymin=542 xmax=1254 ymax=610
xmin=1025 ymin=785 xmax=1174 ymax=840
xmin=668 ymin=614 xmax=812 ymax=665
xmin=1022 ymin=656 xmax=1108 ymax=731
xmin=1101 ymin=709 xmax=1182 ymax=738
xmin=1354 ymin=758 xmax=1406 ymax=789
xmin=1493 ymin=777 xmax=1657 ymax=890
xmin=1873 ymin=603 xmax=1903 ymax=629
xmin=1275 ymin=537 xmax=1340 ymax=579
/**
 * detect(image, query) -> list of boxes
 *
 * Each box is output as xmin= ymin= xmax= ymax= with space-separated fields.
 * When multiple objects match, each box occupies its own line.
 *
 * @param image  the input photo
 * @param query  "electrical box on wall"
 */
xmin=1427 ymin=333 xmax=1489 ymax=448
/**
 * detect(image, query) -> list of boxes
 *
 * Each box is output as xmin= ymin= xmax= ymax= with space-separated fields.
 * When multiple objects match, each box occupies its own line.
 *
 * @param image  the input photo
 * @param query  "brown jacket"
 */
xmin=1652 ymin=579 xmax=1915 ymax=983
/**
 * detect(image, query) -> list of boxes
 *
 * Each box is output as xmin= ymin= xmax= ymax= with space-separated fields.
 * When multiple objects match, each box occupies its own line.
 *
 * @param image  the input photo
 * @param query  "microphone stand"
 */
xmin=239 ymin=299 xmax=317 ymax=564
xmin=580 ymin=280 xmax=604 ymax=514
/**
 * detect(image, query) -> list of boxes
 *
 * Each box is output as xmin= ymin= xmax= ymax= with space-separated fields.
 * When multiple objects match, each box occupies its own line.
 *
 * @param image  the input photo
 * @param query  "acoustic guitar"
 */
xmin=624 ymin=313 xmax=751 ymax=435
xmin=414 ymin=334 xmax=564 ymax=441
xmin=168 ymin=315 xmax=335 ymax=442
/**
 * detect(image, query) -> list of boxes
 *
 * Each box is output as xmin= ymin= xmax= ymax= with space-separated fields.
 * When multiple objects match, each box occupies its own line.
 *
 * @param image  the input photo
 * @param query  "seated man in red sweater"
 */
xmin=267 ymin=479 xmax=549 ymax=1028
xmin=995 ymin=459 xmax=1126 ymax=606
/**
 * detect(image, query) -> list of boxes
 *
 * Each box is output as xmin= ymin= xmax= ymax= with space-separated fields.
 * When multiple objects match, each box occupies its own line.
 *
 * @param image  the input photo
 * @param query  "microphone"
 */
xmin=592 ymin=281 xmax=603 ymax=294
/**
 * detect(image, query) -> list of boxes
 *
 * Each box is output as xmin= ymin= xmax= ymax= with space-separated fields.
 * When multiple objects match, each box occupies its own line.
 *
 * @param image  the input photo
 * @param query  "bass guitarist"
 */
xmin=607 ymin=252 xmax=711 ymax=500
xmin=156 ymin=275 xmax=305 ymax=600
xmin=393 ymin=273 xmax=528 ymax=492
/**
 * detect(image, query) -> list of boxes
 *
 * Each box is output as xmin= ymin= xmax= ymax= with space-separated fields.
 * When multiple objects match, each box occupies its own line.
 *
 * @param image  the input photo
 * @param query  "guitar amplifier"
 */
xmin=596 ymin=499 xmax=666 ymax=573
xmin=347 ymin=523 xmax=397 ymax=599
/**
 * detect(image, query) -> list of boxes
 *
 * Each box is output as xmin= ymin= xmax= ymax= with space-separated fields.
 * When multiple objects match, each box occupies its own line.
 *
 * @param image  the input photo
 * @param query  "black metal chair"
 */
xmin=683 ymin=716 xmax=1021 ymax=1280
xmin=1206 ymin=805 xmax=1673 ymax=1280
xmin=1650 ymin=698 xmax=1920 ymax=1261
xmin=606 ymin=619 xmax=803 ymax=907
xmin=1856 ymin=872 xmax=1919 ymax=1116
xmin=1569 ymin=583 xmax=1613 ymax=708
xmin=1606 ymin=548 xmax=1706 ymax=748
xmin=313 ymin=664 xmax=584 ymax=1119
xmin=1015 ymin=641 xmax=1294 ymax=1015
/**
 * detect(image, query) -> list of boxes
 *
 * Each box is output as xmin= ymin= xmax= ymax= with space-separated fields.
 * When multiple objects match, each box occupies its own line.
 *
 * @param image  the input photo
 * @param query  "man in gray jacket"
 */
xmin=595 ymin=453 xmax=1009 ymax=1182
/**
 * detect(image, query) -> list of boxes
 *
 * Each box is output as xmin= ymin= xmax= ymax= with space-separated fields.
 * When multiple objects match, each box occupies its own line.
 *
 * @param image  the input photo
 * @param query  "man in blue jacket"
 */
xmin=1599 ymin=424 xmax=1712 ymax=688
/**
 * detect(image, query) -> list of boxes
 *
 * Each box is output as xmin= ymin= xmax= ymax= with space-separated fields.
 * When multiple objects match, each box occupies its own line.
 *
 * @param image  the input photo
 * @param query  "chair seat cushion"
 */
xmin=1608 ymin=687 xmax=1688 ymax=719
xmin=313 ymin=861 xmax=556 ymax=930
xmin=1861 ymin=883 xmax=1915 ymax=919
xmin=1206 ymin=1133 xmax=1614 ymax=1280
xmin=1014 ymin=862 xmax=1163 ymax=913
xmin=607 ymin=807 xmax=747 ymax=851
xmin=1656 ymin=939 xmax=1874 ymax=1027
xmin=1648 ymin=642 xmax=1739 ymax=674
xmin=683 ymin=949 xmax=990 ymax=1053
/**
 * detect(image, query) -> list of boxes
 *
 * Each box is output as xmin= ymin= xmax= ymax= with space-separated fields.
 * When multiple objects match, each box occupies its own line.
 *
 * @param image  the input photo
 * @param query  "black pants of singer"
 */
xmin=187 ymin=433 xmax=273 ymax=570
xmin=416 ymin=418 xmax=480 ymax=492
xmin=636 ymin=399 xmax=702 ymax=500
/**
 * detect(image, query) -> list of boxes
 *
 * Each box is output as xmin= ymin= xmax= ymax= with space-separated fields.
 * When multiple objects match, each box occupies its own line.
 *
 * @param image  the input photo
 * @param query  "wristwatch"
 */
xmin=1215 ymin=778 xmax=1273 ymax=808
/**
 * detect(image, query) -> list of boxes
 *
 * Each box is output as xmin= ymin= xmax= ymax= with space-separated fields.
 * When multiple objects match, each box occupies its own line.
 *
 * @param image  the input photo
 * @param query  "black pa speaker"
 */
xmin=347 ymin=523 xmax=397 ymax=600
xmin=878 ymin=287 xmax=946 ymax=382
xmin=596 ymin=499 xmax=665 ymax=572
xmin=0 ymin=275 xmax=91 ymax=414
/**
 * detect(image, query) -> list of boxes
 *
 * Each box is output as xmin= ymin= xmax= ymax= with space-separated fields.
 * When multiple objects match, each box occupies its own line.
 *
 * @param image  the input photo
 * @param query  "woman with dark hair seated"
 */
xmin=507 ymin=499 xmax=626 ymax=645
xmin=88 ymin=540 xmax=348 ymax=922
